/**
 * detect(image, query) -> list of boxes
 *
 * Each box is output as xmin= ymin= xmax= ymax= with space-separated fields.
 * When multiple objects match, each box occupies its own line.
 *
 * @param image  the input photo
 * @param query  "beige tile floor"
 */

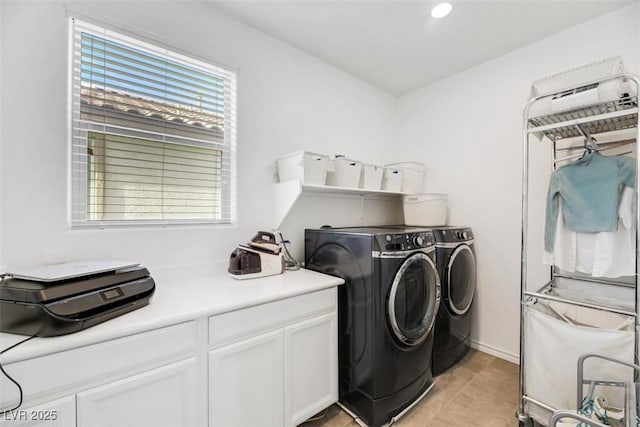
xmin=304 ymin=350 xmax=520 ymax=427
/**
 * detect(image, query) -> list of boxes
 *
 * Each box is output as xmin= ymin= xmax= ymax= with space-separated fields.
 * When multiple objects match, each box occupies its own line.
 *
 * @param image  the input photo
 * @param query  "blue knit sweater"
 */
xmin=544 ymin=151 xmax=636 ymax=252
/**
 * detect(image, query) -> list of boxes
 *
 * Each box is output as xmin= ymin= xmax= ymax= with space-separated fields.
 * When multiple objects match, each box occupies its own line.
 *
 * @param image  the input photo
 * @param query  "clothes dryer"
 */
xmin=305 ymin=226 xmax=440 ymax=427
xmin=432 ymin=226 xmax=476 ymax=376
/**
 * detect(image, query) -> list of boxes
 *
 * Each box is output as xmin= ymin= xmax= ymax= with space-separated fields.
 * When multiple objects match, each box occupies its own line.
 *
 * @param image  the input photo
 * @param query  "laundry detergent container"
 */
xmin=385 ymin=162 xmax=426 ymax=193
xmin=403 ymin=193 xmax=448 ymax=226
xmin=276 ymin=151 xmax=329 ymax=185
xmin=326 ymin=157 xmax=362 ymax=188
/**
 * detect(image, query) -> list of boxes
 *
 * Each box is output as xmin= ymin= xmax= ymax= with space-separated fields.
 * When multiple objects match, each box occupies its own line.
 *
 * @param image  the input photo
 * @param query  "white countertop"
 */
xmin=0 ymin=266 xmax=343 ymax=364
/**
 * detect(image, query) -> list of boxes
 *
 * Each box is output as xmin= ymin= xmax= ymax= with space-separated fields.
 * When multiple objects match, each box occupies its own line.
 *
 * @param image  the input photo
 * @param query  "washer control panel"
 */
xmin=379 ymin=231 xmax=435 ymax=251
xmin=434 ymin=227 xmax=474 ymax=243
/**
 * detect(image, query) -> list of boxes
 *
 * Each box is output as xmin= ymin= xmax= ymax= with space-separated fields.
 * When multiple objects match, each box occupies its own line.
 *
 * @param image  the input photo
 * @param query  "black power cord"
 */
xmin=0 ymin=273 xmax=38 ymax=415
xmin=0 ymin=334 xmax=37 ymax=416
xmin=278 ymin=232 xmax=300 ymax=270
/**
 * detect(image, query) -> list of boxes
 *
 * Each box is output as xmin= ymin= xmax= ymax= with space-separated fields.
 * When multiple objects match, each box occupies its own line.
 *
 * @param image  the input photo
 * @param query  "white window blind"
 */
xmin=70 ymin=19 xmax=236 ymax=227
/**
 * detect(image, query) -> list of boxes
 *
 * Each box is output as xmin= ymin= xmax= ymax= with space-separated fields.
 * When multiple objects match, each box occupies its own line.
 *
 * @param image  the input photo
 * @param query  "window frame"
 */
xmin=68 ymin=18 xmax=237 ymax=229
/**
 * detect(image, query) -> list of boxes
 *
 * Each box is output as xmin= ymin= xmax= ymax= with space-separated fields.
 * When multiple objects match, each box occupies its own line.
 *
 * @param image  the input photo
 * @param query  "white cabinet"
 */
xmin=0 ymin=396 xmax=75 ymax=427
xmin=1 ymin=285 xmax=339 ymax=427
xmin=209 ymin=330 xmax=284 ymax=427
xmin=1 ymin=358 xmax=202 ymax=427
xmin=0 ymin=322 xmax=199 ymax=411
xmin=208 ymin=288 xmax=338 ymax=427
xmin=1 ymin=322 xmax=203 ymax=427
xmin=77 ymin=357 xmax=201 ymax=427
xmin=284 ymin=312 xmax=338 ymax=427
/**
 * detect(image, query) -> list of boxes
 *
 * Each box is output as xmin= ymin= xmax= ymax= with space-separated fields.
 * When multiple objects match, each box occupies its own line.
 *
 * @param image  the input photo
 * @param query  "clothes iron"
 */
xmin=228 ymin=231 xmax=285 ymax=280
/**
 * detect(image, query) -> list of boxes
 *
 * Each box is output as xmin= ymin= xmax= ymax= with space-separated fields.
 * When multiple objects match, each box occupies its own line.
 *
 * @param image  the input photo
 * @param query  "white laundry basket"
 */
xmin=385 ymin=162 xmax=426 ymax=193
xmin=381 ymin=167 xmax=403 ymax=192
xmin=276 ymin=151 xmax=329 ymax=185
xmin=359 ymin=164 xmax=383 ymax=190
xmin=402 ymin=193 xmax=448 ymax=226
xmin=326 ymin=157 xmax=362 ymax=188
xmin=524 ymin=299 xmax=634 ymax=424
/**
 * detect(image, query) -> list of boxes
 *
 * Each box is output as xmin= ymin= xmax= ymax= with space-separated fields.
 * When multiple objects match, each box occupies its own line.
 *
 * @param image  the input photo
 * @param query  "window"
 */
xmin=70 ymin=19 xmax=236 ymax=227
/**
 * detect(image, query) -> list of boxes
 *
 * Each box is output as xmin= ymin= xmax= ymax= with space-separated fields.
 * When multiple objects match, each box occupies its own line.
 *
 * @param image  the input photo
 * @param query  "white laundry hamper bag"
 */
xmin=524 ymin=299 xmax=634 ymax=424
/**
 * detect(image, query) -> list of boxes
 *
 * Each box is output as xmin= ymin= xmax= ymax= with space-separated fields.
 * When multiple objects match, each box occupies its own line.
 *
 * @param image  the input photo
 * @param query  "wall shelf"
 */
xmin=273 ymin=181 xmax=408 ymax=230
xmin=527 ymin=94 xmax=638 ymax=140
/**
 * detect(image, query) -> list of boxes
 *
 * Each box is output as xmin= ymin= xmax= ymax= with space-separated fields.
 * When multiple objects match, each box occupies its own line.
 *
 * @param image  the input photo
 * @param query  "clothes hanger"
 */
xmin=576 ymin=124 xmax=599 ymax=154
xmin=583 ymin=136 xmax=599 ymax=153
xmin=554 ymin=123 xmax=637 ymax=163
xmin=554 ymin=125 xmax=599 ymax=163
xmin=554 ymin=140 xmax=634 ymax=163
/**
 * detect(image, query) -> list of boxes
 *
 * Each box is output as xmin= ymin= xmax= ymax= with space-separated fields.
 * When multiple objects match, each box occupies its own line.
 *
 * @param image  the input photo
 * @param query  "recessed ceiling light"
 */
xmin=431 ymin=2 xmax=452 ymax=19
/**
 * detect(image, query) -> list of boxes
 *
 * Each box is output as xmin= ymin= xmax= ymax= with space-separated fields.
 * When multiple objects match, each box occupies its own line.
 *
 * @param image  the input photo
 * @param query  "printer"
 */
xmin=0 ymin=261 xmax=155 ymax=337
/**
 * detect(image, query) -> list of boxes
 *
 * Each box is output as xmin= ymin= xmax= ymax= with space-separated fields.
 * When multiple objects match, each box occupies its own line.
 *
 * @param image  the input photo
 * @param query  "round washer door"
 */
xmin=446 ymin=244 xmax=476 ymax=315
xmin=388 ymin=252 xmax=441 ymax=346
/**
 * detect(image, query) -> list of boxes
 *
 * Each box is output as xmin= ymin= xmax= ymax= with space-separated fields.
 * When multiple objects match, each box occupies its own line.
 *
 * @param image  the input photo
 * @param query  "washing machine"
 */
xmin=305 ymin=226 xmax=441 ymax=427
xmin=432 ymin=226 xmax=476 ymax=376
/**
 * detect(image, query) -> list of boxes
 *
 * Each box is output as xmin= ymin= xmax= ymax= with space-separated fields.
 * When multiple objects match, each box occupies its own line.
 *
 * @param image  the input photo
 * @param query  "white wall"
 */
xmin=0 ymin=1 xmax=399 ymax=270
xmin=396 ymin=3 xmax=640 ymax=361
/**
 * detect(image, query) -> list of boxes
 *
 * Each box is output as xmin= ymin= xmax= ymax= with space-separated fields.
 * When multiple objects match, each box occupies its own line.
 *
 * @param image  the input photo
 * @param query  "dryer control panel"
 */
xmin=378 ymin=231 xmax=435 ymax=252
xmin=433 ymin=227 xmax=473 ymax=243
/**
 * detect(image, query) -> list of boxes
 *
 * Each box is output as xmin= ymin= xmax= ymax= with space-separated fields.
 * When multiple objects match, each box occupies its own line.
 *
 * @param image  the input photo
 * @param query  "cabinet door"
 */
xmin=284 ymin=312 xmax=338 ymax=427
xmin=77 ymin=357 xmax=202 ymax=427
xmin=209 ymin=330 xmax=284 ymax=427
xmin=0 ymin=396 xmax=75 ymax=427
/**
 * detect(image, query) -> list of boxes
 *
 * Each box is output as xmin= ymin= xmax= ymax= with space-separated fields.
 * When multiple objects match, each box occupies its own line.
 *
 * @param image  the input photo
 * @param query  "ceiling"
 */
xmin=206 ymin=0 xmax=636 ymax=96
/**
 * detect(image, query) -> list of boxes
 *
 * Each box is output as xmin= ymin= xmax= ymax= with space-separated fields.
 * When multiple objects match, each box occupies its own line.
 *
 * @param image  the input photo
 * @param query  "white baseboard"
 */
xmin=468 ymin=339 xmax=520 ymax=365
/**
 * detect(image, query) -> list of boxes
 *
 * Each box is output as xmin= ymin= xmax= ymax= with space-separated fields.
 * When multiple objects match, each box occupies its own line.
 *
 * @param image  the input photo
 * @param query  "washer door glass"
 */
xmin=388 ymin=253 xmax=440 ymax=346
xmin=447 ymin=244 xmax=476 ymax=315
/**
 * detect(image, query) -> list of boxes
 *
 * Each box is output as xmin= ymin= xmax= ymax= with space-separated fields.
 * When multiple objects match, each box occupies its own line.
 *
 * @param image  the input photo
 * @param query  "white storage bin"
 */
xmin=385 ymin=162 xmax=426 ymax=193
xmin=276 ymin=151 xmax=329 ymax=185
xmin=359 ymin=164 xmax=383 ymax=190
xmin=381 ymin=167 xmax=403 ymax=192
xmin=402 ymin=193 xmax=448 ymax=226
xmin=326 ymin=157 xmax=362 ymax=188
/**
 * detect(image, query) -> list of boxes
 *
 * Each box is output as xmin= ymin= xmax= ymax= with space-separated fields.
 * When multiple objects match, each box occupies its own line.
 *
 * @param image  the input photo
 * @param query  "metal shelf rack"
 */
xmin=518 ymin=73 xmax=640 ymax=426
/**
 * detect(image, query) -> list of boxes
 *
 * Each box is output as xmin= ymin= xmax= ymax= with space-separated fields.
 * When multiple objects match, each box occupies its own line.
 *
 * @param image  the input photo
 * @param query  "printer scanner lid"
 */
xmin=8 ymin=260 xmax=139 ymax=282
xmin=0 ymin=264 xmax=149 ymax=304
